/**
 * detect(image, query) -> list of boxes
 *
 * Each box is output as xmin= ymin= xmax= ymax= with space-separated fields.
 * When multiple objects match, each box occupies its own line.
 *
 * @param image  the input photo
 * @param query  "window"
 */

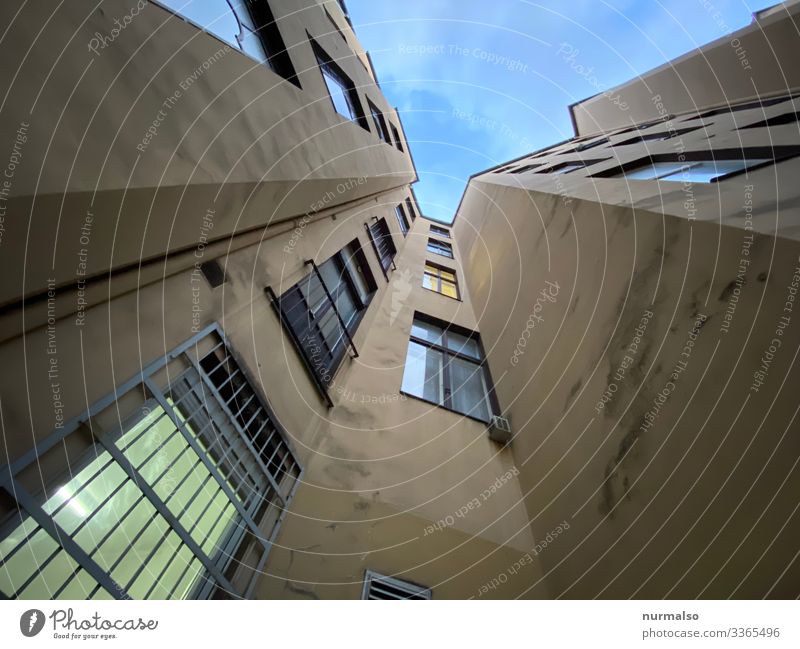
xmin=243 ymin=0 xmax=299 ymax=85
xmin=366 ymin=218 xmax=397 ymax=278
xmin=430 ymin=224 xmax=450 ymax=238
xmin=422 ymin=263 xmax=459 ymax=300
xmin=683 ymin=94 xmax=796 ymax=121
xmin=395 ymin=204 xmax=410 ymax=236
xmin=575 ymin=137 xmax=609 ymax=151
xmin=323 ymin=6 xmax=346 ymax=41
xmin=623 ymin=159 xmax=769 ymax=182
xmin=312 ymin=39 xmax=368 ymax=130
xmin=538 ymin=159 xmax=607 ymax=175
xmin=509 ymin=163 xmax=542 ymax=174
xmin=0 ymin=326 xmax=299 ymax=600
xmin=367 ymin=98 xmax=391 ymax=144
xmin=427 ymin=238 xmax=453 ymax=258
xmin=616 ymin=125 xmax=705 ymax=147
xmin=739 ymin=111 xmax=800 ymax=130
xmin=158 ymin=0 xmax=299 ymax=86
xmin=269 ymin=240 xmax=376 ymax=398
xmin=401 ymin=315 xmax=496 ymax=422
xmin=362 ymin=570 xmax=431 ymax=600
xmin=404 ymin=197 xmax=417 ymax=220
xmin=390 ymin=123 xmax=404 ymax=152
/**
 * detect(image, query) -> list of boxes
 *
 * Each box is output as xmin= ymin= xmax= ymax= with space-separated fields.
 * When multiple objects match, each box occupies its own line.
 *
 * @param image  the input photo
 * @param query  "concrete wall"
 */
xmin=570 ymin=2 xmax=800 ymax=136
xmin=0 ymin=0 xmax=414 ymax=306
xmin=456 ymin=172 xmax=800 ymax=597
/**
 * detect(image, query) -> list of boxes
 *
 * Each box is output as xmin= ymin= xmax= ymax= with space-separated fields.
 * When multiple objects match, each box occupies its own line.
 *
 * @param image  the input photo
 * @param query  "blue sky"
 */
xmin=346 ymin=0 xmax=778 ymax=223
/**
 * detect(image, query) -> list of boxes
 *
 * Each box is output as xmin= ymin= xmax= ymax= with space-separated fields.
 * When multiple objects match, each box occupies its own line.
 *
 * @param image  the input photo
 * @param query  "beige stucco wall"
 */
xmin=570 ymin=2 xmax=800 ymax=136
xmin=456 ymin=175 xmax=800 ymax=598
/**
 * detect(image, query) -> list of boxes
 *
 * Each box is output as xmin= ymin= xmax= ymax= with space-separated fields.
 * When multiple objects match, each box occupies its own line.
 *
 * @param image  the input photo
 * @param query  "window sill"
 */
xmin=421 ymin=286 xmax=461 ymax=302
xmin=399 ymin=391 xmax=491 ymax=425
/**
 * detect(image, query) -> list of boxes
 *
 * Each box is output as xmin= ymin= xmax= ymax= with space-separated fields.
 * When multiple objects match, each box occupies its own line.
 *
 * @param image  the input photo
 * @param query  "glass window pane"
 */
xmin=625 ymin=162 xmax=685 ymax=180
xmin=449 ymin=357 xmax=491 ymax=421
xmin=422 ymin=273 xmax=437 ymax=291
xmin=440 ymin=280 xmax=458 ymax=299
xmin=446 ymin=331 xmax=481 ymax=359
xmin=158 ymin=0 xmax=241 ymax=48
xmin=239 ymin=27 xmax=268 ymax=64
xmin=661 ymin=159 xmax=766 ymax=182
xmin=401 ymin=341 xmax=443 ymax=404
xmin=410 ymin=319 xmax=443 ymax=345
xmin=322 ymin=68 xmax=354 ymax=120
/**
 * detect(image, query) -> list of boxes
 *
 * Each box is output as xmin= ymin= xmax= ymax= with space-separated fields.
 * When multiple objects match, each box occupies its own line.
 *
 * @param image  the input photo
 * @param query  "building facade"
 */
xmin=456 ymin=1 xmax=800 ymax=598
xmin=1 ymin=0 xmax=799 ymax=600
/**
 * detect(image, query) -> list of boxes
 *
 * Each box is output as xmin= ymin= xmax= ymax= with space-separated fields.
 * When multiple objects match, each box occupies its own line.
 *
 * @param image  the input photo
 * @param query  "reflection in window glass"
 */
xmin=401 ymin=341 xmax=443 ymax=404
xmin=322 ymin=67 xmax=355 ymax=121
xmin=401 ymin=316 xmax=495 ymax=422
xmin=0 ymin=403 xmax=241 ymax=600
xmin=158 ymin=0 xmax=241 ymax=47
xmin=448 ymin=356 xmax=491 ymax=422
xmin=624 ymin=159 xmax=768 ymax=182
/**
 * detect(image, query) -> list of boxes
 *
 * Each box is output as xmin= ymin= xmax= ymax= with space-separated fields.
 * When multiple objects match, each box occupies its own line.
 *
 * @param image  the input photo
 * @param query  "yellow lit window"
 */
xmin=423 ymin=263 xmax=459 ymax=300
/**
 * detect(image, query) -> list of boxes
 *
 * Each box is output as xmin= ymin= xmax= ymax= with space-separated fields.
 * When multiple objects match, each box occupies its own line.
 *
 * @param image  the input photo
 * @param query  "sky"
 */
xmin=346 ymin=0 xmax=779 ymax=223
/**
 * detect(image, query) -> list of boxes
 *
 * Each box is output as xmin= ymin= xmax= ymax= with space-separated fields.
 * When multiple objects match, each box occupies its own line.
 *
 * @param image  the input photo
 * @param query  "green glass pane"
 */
xmin=0 ymin=527 xmax=58 ymax=596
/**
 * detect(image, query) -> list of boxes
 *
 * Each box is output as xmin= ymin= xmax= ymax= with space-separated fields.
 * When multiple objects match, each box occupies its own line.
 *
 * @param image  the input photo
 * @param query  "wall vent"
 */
xmin=488 ymin=415 xmax=512 ymax=444
xmin=362 ymin=571 xmax=431 ymax=600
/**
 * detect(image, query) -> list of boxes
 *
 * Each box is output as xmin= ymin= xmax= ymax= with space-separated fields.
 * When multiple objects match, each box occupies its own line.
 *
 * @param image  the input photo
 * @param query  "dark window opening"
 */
xmin=591 ymin=146 xmax=800 ymax=183
xmin=739 ymin=111 xmax=800 ymax=130
xmin=269 ymin=240 xmax=377 ymax=399
xmin=200 ymin=260 xmax=227 ymax=288
xmin=404 ymin=197 xmax=417 ymax=220
xmin=362 ymin=570 xmax=431 ymax=600
xmin=367 ymin=98 xmax=391 ymax=143
xmin=366 ymin=218 xmax=397 ymax=279
xmin=390 ymin=123 xmax=404 ymax=152
xmin=395 ymin=204 xmax=410 ymax=236
xmin=682 ymin=95 xmax=796 ymax=121
xmin=244 ymin=0 xmax=300 ymax=86
xmin=323 ymin=6 xmax=346 ymax=41
xmin=537 ymin=159 xmax=608 ymax=175
xmin=616 ymin=125 xmax=706 ymax=147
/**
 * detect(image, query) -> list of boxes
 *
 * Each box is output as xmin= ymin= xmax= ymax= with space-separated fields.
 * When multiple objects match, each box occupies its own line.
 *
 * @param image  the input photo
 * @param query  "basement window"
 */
xmin=312 ymin=39 xmax=368 ymax=130
xmin=362 ymin=570 xmax=431 ymax=599
xmin=401 ymin=314 xmax=497 ymax=423
xmin=0 ymin=326 xmax=300 ymax=600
